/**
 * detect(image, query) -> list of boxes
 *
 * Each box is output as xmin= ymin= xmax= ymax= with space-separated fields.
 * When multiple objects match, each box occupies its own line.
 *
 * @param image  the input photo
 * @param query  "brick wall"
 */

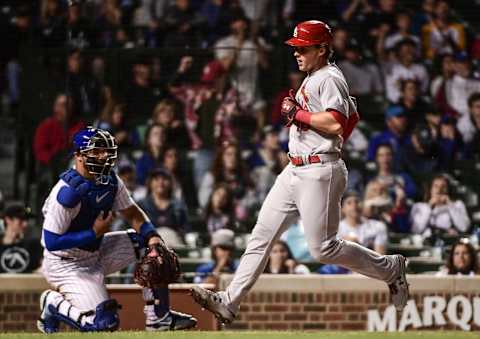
xmin=220 ymin=275 xmax=480 ymax=332
xmin=2 ymin=274 xmax=480 ymax=332
xmin=0 ymin=291 xmax=41 ymax=332
xmin=0 ymin=275 xmax=217 ymax=332
xmin=226 ymin=290 xmax=480 ymax=331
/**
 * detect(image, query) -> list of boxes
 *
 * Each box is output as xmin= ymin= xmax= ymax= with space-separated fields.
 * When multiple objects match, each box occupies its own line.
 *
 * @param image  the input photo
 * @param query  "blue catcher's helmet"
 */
xmin=73 ymin=127 xmax=118 ymax=184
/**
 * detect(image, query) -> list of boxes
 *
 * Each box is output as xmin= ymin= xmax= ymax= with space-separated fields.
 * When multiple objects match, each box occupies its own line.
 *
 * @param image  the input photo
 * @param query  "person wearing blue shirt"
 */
xmin=367 ymin=105 xmax=411 ymax=170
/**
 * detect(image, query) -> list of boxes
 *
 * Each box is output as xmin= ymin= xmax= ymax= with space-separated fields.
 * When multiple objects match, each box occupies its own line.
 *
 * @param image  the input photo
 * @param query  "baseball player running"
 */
xmin=191 ymin=20 xmax=409 ymax=323
xmin=37 ymin=127 xmax=197 ymax=333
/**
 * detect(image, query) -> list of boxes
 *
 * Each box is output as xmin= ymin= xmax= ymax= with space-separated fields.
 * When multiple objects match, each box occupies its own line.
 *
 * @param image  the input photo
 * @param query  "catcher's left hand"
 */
xmin=134 ymin=243 xmax=181 ymax=288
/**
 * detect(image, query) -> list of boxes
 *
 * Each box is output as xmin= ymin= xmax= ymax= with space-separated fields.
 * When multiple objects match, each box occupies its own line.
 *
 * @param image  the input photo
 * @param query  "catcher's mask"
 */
xmin=73 ymin=127 xmax=118 ymax=185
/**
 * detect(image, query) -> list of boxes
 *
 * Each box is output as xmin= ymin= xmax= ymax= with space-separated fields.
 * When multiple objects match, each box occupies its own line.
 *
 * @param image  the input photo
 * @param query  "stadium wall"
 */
xmin=219 ymin=275 xmax=480 ymax=332
xmin=1 ymin=274 xmax=479 ymax=332
xmin=0 ymin=274 xmax=218 ymax=332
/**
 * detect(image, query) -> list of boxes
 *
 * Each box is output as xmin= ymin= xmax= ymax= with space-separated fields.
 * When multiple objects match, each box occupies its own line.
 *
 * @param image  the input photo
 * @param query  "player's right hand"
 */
xmin=93 ymin=211 xmax=113 ymax=237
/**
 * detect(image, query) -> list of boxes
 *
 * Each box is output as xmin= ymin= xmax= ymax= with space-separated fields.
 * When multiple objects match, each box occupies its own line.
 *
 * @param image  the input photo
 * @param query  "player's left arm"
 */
xmin=113 ymin=176 xmax=162 ymax=246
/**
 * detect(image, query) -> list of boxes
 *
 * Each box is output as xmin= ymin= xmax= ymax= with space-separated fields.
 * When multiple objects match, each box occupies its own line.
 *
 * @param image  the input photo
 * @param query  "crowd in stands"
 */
xmin=0 ymin=0 xmax=479 ymax=280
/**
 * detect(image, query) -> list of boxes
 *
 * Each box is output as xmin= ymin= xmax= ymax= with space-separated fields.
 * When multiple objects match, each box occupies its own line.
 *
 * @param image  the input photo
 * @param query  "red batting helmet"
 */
xmin=285 ymin=20 xmax=333 ymax=47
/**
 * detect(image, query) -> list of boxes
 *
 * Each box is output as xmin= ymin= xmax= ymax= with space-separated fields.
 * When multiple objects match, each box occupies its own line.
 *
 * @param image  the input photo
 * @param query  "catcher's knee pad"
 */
xmin=90 ymin=299 xmax=121 ymax=331
xmin=310 ymin=239 xmax=342 ymax=263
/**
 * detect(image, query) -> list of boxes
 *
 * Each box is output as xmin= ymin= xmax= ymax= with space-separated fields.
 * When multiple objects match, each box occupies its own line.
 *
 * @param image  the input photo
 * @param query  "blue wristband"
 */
xmin=139 ymin=221 xmax=158 ymax=243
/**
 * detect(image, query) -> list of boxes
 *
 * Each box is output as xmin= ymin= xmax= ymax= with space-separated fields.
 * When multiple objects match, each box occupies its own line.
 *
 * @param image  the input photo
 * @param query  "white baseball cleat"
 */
xmin=37 ymin=290 xmax=59 ymax=334
xmin=190 ymin=286 xmax=235 ymax=324
xmin=388 ymin=255 xmax=410 ymax=311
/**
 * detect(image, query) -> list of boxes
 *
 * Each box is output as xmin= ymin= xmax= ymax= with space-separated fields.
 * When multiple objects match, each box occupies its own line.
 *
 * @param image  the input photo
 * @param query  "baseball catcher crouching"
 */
xmin=37 ymin=127 xmax=197 ymax=333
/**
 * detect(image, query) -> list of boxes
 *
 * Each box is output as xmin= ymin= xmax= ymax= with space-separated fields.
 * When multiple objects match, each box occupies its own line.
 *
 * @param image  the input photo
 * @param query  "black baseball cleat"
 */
xmin=190 ymin=286 xmax=235 ymax=324
xmin=146 ymin=310 xmax=197 ymax=331
xmin=388 ymin=255 xmax=410 ymax=311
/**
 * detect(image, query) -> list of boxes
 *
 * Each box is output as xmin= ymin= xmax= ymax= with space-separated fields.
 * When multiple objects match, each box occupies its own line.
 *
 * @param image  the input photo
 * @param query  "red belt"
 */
xmin=288 ymin=153 xmax=340 ymax=166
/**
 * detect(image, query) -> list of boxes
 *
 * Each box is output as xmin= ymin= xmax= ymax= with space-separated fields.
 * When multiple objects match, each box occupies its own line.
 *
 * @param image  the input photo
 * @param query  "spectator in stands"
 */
xmin=370 ymin=144 xmax=417 ymax=200
xmin=132 ymin=0 xmax=170 ymax=28
xmin=380 ymin=10 xmax=421 ymax=60
xmin=331 ymin=26 xmax=350 ymax=62
xmin=117 ymin=162 xmax=147 ymax=202
xmin=66 ymin=0 xmax=94 ymax=48
xmin=131 ymin=0 xmax=170 ymax=47
xmin=40 ymin=0 xmax=93 ymax=48
xmin=200 ymin=0 xmax=234 ymax=45
xmin=39 ymin=0 xmax=66 ymax=47
xmin=437 ymin=238 xmax=479 ymax=276
xmin=362 ymin=178 xmax=410 ymax=233
xmin=126 ymin=59 xmax=163 ymax=125
xmin=384 ymin=38 xmax=429 ymax=103
xmin=95 ymin=102 xmax=139 ymax=151
xmin=411 ymin=0 xmax=434 ymax=36
xmin=423 ymin=105 xmax=442 ymax=140
xmin=336 ymin=0 xmax=373 ymax=39
xmin=430 ymin=53 xmax=456 ymax=115
xmin=163 ymin=0 xmax=204 ymax=48
xmin=438 ymin=115 xmax=462 ymax=170
xmin=411 ymin=174 xmax=471 ymax=236
xmin=161 ymin=146 xmax=195 ymax=207
xmin=365 ymin=0 xmax=398 ymax=51
xmin=264 ymin=240 xmax=310 ymax=274
xmin=421 ymin=0 xmax=466 ymax=60
xmin=66 ymin=49 xmax=102 ymax=122
xmin=458 ymin=92 xmax=480 ymax=158
xmin=398 ymin=123 xmax=441 ymax=176
xmin=338 ymin=42 xmax=384 ymax=98
xmin=95 ymin=0 xmax=122 ymax=47
xmin=367 ymin=105 xmax=410 ymax=169
xmin=138 ymin=168 xmax=189 ymax=246
xmin=198 ymin=142 xmax=254 ymax=218
xmin=194 ymin=229 xmax=238 ymax=284
xmin=170 ymin=59 xmax=230 ymax=189
xmin=151 ymin=98 xmax=191 ymax=150
xmin=398 ymin=79 xmax=429 ymax=128
xmin=445 ymin=52 xmax=480 ymax=118
xmin=136 ymin=124 xmax=167 ymax=185
xmin=33 ymin=93 xmax=85 ymax=206
xmin=0 ymin=202 xmax=41 ymax=273
xmin=214 ymin=13 xmax=270 ymax=108
xmin=249 ymin=126 xmax=289 ymax=201
xmin=338 ymin=191 xmax=388 ymax=254
xmin=205 ymin=184 xmax=237 ymax=234
xmin=33 ymin=93 xmax=84 ymax=168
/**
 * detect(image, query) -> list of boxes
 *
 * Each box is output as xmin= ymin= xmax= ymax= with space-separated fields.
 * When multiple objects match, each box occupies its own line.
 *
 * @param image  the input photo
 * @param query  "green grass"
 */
xmin=1 ymin=332 xmax=479 ymax=339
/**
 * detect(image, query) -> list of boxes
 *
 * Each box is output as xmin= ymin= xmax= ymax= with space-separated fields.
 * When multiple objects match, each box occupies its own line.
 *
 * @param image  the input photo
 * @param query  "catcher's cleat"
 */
xmin=146 ymin=310 xmax=197 ymax=331
xmin=37 ymin=290 xmax=60 ymax=334
xmin=388 ymin=255 xmax=410 ymax=311
xmin=190 ymin=286 xmax=235 ymax=324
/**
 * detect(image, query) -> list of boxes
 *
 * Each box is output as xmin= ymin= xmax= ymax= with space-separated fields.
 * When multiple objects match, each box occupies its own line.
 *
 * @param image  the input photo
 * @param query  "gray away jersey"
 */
xmin=289 ymin=63 xmax=357 ymax=155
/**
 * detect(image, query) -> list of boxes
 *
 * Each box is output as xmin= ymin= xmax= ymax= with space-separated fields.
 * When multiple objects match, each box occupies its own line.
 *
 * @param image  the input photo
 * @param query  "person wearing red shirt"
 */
xmin=33 ymin=93 xmax=84 ymax=205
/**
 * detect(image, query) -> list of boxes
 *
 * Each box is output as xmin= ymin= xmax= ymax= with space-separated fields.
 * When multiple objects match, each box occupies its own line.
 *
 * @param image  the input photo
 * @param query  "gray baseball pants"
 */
xmin=223 ymin=159 xmax=400 ymax=312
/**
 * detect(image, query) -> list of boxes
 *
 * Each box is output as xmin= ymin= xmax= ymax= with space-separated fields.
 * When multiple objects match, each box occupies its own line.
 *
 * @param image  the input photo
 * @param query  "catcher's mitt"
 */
xmin=134 ymin=243 xmax=181 ymax=288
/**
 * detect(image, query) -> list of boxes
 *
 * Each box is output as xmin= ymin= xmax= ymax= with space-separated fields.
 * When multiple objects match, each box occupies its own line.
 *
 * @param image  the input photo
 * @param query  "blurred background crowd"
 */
xmin=0 ymin=0 xmax=479 ymax=281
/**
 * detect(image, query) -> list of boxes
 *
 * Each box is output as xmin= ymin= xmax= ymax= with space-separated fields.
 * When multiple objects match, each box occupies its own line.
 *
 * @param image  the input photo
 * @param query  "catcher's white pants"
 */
xmin=42 ymin=231 xmax=136 ymax=311
xmin=224 ymin=160 xmax=400 ymax=312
